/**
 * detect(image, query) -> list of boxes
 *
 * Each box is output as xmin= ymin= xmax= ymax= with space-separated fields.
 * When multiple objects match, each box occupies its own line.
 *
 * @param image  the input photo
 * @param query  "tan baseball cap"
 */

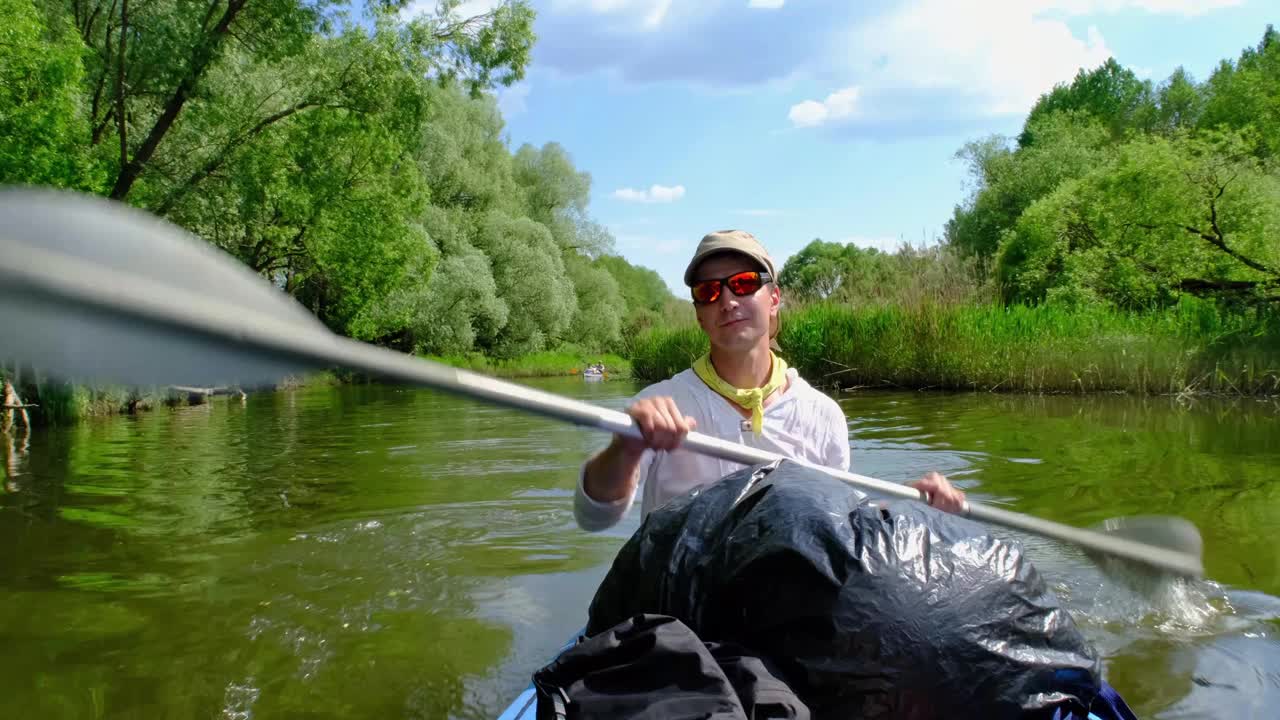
xmin=683 ymin=229 xmax=777 ymax=286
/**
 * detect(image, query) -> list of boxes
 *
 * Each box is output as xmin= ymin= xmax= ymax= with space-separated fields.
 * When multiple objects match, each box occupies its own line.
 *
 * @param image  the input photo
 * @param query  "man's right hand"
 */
xmin=619 ymin=396 xmax=698 ymax=454
xmin=582 ymin=396 xmax=697 ymax=507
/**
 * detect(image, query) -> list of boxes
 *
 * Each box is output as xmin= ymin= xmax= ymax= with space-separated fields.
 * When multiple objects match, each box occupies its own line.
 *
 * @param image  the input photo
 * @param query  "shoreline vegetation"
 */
xmin=1 ymin=351 xmax=634 ymax=425
xmin=629 ymin=300 xmax=1280 ymax=397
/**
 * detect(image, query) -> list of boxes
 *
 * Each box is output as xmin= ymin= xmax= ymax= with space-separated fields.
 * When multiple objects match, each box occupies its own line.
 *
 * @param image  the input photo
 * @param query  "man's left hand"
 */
xmin=908 ymin=471 xmax=966 ymax=514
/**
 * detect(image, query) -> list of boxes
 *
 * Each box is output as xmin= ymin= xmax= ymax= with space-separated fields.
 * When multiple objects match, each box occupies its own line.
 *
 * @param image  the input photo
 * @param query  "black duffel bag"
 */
xmin=532 ymin=613 xmax=809 ymax=720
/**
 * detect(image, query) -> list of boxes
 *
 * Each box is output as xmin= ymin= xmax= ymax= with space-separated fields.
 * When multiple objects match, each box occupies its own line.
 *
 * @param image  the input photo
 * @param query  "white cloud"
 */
xmin=525 ymin=0 xmax=1242 ymax=138
xmin=550 ymin=0 xmax=676 ymax=29
xmin=826 ymin=1 xmax=1115 ymax=122
xmin=497 ymin=82 xmax=530 ymax=116
xmin=806 ymin=0 xmax=1244 ymax=131
xmin=612 ymin=184 xmax=686 ymax=203
xmin=530 ymin=0 xmax=1241 ymax=96
xmin=788 ymin=86 xmax=860 ymax=128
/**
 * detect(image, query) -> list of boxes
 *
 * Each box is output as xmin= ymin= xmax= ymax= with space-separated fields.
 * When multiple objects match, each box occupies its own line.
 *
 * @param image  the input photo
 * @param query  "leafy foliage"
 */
xmin=997 ymin=131 xmax=1280 ymax=308
xmin=5 ymin=0 xmax=681 ymax=360
xmin=948 ymin=26 xmax=1280 ymax=312
xmin=0 ymin=0 xmax=101 ymax=189
xmin=779 ymin=239 xmax=987 ymax=309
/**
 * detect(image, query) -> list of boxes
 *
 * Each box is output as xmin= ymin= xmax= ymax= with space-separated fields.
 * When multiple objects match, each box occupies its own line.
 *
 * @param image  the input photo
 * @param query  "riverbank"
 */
xmin=4 ymin=347 xmax=632 ymax=426
xmin=11 ymin=371 xmax=345 ymax=426
xmin=630 ymin=299 xmax=1280 ymax=396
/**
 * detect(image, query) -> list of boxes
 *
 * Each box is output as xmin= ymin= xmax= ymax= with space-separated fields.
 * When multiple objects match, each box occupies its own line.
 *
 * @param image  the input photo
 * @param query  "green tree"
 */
xmin=59 ymin=0 xmax=533 ymax=203
xmin=564 ymin=255 xmax=625 ymax=351
xmin=349 ymin=234 xmax=509 ymax=356
xmin=154 ymin=22 xmax=434 ymax=333
xmin=778 ymin=239 xmax=857 ymax=300
xmin=511 ymin=142 xmax=614 ymax=257
xmin=1199 ymin=25 xmax=1280 ymax=158
xmin=472 ymin=211 xmax=576 ymax=356
xmin=593 ymin=254 xmax=680 ymax=340
xmin=996 ymin=130 xmax=1280 ymax=307
xmin=594 ymin=255 xmax=672 ymax=313
xmin=947 ymin=112 xmax=1113 ymax=258
xmin=416 ymin=81 xmax=519 ymax=215
xmin=1019 ymin=57 xmax=1156 ymax=146
xmin=1155 ymin=67 xmax=1204 ymax=132
xmin=0 ymin=0 xmax=100 ymax=188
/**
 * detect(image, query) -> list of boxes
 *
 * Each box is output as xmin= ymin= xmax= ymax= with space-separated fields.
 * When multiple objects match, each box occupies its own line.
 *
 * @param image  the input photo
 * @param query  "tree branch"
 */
xmin=83 ymin=3 xmax=103 ymax=40
xmin=1132 ymin=214 xmax=1276 ymax=278
xmin=80 ymin=0 xmax=105 ymax=45
xmin=154 ymin=99 xmax=322 ymax=215
xmin=1178 ymin=217 xmax=1276 ymax=276
xmin=109 ymin=0 xmax=249 ymax=200
xmin=116 ymin=0 xmax=129 ymax=171
xmin=1178 ymin=277 xmax=1280 ymax=295
xmin=432 ymin=9 xmax=500 ymax=41
xmin=88 ymin=0 xmax=120 ymax=145
xmin=91 ymin=107 xmax=115 ymax=147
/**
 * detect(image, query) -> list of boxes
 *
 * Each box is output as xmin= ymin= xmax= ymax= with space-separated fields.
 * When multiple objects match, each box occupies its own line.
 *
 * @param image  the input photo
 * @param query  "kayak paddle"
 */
xmin=0 ymin=188 xmax=1205 ymax=579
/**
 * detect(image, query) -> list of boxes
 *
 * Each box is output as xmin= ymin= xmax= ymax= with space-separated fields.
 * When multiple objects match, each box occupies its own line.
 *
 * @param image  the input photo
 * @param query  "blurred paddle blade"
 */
xmin=1088 ymin=515 xmax=1207 ymax=594
xmin=0 ymin=188 xmax=324 ymax=387
xmin=1094 ymin=516 xmax=1205 ymax=559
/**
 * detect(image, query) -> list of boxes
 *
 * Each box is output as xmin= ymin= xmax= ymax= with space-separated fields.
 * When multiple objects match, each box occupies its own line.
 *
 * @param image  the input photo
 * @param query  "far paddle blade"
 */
xmin=1087 ymin=514 xmax=1207 ymax=585
xmin=0 ymin=188 xmax=326 ymax=387
xmin=965 ymin=501 xmax=1204 ymax=578
xmin=1093 ymin=515 xmax=1205 ymax=559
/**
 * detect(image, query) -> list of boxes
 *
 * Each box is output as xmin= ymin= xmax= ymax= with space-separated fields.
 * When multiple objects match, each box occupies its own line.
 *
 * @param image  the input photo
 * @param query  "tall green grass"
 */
xmin=29 ymin=382 xmax=177 ymax=426
xmin=12 ymin=371 xmax=342 ymax=426
xmin=629 ymin=298 xmax=1280 ymax=396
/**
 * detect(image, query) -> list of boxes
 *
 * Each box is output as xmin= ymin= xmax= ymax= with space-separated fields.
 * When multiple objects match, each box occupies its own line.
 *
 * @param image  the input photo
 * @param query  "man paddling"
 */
xmin=576 ymin=229 xmax=965 ymax=531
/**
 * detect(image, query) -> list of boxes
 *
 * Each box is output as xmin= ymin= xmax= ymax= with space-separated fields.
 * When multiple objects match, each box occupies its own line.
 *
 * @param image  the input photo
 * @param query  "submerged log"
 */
xmin=168 ymin=385 xmax=248 ymax=405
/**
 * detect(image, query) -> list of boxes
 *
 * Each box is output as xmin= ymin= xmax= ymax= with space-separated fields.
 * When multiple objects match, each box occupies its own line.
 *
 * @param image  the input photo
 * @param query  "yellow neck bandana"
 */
xmin=692 ymin=351 xmax=788 ymax=435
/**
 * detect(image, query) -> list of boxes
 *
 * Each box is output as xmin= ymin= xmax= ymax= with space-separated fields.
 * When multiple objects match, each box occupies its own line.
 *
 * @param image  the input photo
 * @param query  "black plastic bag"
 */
xmin=586 ymin=460 xmax=1103 ymax=720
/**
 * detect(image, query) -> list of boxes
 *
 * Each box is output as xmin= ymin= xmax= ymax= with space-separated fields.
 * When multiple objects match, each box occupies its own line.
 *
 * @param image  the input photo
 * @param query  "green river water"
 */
xmin=1 ymin=377 xmax=1278 ymax=719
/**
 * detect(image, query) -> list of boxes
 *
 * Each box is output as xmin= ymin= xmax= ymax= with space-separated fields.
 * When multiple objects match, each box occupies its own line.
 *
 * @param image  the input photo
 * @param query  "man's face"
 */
xmin=691 ymin=253 xmax=779 ymax=353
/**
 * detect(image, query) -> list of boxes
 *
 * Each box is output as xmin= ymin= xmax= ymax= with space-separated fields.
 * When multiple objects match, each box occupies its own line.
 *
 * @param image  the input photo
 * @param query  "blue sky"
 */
xmin=424 ymin=0 xmax=1275 ymax=294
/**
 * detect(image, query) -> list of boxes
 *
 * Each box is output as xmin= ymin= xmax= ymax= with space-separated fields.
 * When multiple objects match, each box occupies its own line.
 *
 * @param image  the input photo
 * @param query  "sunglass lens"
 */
xmin=726 ymin=272 xmax=763 ymax=296
xmin=692 ymin=281 xmax=721 ymax=304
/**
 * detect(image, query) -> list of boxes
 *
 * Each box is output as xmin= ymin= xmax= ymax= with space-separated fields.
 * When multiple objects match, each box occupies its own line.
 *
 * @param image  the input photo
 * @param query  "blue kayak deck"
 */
xmin=492 ymin=627 xmax=1118 ymax=720
xmin=496 ymin=628 xmax=582 ymax=720
xmin=495 ymin=686 xmax=537 ymax=720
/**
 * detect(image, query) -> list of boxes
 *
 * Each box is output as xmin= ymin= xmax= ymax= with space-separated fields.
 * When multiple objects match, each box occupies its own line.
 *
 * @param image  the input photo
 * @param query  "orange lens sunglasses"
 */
xmin=690 ymin=271 xmax=773 ymax=305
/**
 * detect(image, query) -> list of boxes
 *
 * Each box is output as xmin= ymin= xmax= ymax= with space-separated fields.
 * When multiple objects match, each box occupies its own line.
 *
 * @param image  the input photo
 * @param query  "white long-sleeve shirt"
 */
xmin=574 ymin=367 xmax=853 ymax=532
